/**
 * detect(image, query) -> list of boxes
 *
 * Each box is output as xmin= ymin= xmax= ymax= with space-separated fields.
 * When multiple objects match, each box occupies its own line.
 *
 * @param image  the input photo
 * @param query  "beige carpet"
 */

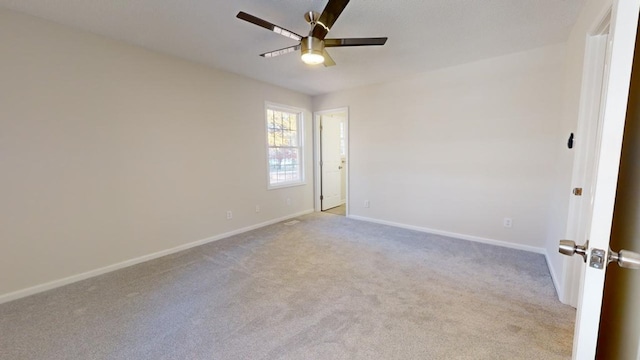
xmin=0 ymin=212 xmax=575 ymax=359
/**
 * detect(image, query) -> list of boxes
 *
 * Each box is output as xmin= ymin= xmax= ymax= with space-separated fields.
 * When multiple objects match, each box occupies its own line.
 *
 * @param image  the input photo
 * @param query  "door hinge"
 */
xmin=320 ymin=195 xmax=324 ymax=200
xmin=573 ymin=187 xmax=583 ymax=196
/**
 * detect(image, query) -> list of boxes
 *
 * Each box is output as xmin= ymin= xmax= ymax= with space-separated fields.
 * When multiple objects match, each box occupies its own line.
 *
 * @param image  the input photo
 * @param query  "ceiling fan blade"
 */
xmin=237 ymin=12 xmax=303 ymax=41
xmin=311 ymin=0 xmax=350 ymax=40
xmin=260 ymin=45 xmax=301 ymax=58
xmin=322 ymin=49 xmax=336 ymax=67
xmin=324 ymin=37 xmax=388 ymax=47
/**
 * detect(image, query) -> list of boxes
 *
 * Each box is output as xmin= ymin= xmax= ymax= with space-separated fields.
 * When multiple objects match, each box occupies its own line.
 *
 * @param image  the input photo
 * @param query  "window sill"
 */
xmin=267 ymin=181 xmax=307 ymax=190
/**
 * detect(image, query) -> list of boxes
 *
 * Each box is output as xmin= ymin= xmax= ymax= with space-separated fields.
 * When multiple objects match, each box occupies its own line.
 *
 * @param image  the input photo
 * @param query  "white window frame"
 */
xmin=265 ymin=102 xmax=305 ymax=189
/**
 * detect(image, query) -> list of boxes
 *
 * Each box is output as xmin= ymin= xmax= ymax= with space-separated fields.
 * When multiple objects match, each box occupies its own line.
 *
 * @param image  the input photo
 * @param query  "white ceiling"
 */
xmin=0 ymin=0 xmax=586 ymax=95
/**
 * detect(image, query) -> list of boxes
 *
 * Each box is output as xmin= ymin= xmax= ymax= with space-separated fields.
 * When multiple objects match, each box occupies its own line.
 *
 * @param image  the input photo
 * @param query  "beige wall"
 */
xmin=0 ymin=9 xmax=313 ymax=299
xmin=314 ymin=45 xmax=566 ymax=251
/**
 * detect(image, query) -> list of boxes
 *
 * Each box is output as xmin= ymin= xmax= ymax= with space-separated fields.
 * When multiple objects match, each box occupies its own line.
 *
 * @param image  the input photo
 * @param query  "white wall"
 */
xmin=314 ymin=44 xmax=566 ymax=251
xmin=0 ymin=9 xmax=313 ymax=300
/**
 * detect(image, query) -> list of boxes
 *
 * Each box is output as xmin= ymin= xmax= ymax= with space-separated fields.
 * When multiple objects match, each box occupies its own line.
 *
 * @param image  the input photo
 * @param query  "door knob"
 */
xmin=559 ymin=240 xmax=589 ymax=262
xmin=559 ymin=240 xmax=640 ymax=270
xmin=609 ymin=249 xmax=640 ymax=269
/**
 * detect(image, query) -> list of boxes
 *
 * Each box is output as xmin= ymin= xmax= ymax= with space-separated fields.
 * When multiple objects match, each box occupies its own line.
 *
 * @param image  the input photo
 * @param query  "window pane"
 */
xmin=290 ymin=115 xmax=297 ymax=132
xmin=266 ymin=106 xmax=303 ymax=187
xmin=283 ymin=129 xmax=297 ymax=146
xmin=268 ymin=126 xmax=275 ymax=146
xmin=269 ymin=147 xmax=301 ymax=184
xmin=267 ymin=109 xmax=273 ymax=124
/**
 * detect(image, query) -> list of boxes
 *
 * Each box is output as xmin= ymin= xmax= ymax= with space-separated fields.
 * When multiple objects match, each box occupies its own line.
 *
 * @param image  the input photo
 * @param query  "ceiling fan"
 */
xmin=236 ymin=0 xmax=387 ymax=67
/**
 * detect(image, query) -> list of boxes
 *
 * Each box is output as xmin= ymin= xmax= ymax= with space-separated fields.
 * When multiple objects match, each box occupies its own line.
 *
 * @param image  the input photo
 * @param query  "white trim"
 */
xmin=545 ymin=251 xmax=564 ymax=301
xmin=313 ymin=114 xmax=321 ymax=211
xmin=0 ymin=209 xmax=314 ymax=305
xmin=348 ymin=215 xmax=546 ymax=254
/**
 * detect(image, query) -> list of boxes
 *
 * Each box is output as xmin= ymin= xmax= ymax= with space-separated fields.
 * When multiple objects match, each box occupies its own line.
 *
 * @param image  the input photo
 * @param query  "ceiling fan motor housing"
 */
xmin=301 ymin=37 xmax=325 ymax=64
xmin=302 ymin=37 xmax=324 ymax=54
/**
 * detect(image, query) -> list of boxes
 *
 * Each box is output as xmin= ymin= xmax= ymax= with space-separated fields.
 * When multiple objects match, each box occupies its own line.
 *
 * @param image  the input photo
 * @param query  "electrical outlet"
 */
xmin=503 ymin=218 xmax=512 ymax=228
xmin=226 ymin=211 xmax=233 ymax=220
xmin=286 ymin=198 xmax=291 ymax=206
xmin=255 ymin=205 xmax=260 ymax=213
xmin=364 ymin=200 xmax=370 ymax=208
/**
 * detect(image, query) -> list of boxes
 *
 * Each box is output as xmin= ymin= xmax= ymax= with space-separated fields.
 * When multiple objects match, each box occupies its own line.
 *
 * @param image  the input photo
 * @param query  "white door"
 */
xmin=321 ymin=115 xmax=342 ymax=210
xmin=564 ymin=1 xmax=640 ymax=358
xmin=565 ymin=32 xmax=608 ymax=308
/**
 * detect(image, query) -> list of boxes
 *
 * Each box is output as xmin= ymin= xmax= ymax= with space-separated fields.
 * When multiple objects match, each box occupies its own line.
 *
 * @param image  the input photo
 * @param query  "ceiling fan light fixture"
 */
xmin=301 ymin=52 xmax=325 ymax=65
xmin=301 ymin=37 xmax=325 ymax=65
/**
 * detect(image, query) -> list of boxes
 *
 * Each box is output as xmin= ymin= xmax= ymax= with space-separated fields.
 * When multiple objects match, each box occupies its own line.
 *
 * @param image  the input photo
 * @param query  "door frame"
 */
xmin=570 ymin=0 xmax=640 ymax=357
xmin=561 ymin=11 xmax=612 ymax=307
xmin=313 ymin=107 xmax=349 ymax=214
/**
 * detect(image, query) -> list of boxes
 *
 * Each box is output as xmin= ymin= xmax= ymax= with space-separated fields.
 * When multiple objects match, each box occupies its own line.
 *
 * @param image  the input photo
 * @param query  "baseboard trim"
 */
xmin=348 ymin=215 xmax=546 ymax=254
xmin=0 ymin=209 xmax=314 ymax=305
xmin=544 ymin=250 xmax=564 ymax=301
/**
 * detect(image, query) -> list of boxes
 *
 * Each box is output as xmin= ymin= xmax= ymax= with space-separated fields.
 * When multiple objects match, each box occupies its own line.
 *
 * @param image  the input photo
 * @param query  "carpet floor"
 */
xmin=0 ymin=212 xmax=575 ymax=359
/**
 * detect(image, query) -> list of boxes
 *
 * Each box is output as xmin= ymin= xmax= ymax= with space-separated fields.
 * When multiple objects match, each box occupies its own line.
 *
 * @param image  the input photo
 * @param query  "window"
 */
xmin=266 ymin=104 xmax=304 ymax=188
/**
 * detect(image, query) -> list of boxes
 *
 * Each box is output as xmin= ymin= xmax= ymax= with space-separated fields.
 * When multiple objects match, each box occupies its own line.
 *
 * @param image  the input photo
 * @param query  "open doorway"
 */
xmin=314 ymin=108 xmax=348 ymax=216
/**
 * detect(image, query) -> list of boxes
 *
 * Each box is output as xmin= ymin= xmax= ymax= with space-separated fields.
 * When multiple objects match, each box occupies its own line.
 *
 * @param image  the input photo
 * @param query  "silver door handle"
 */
xmin=559 ymin=239 xmax=640 ymax=270
xmin=559 ymin=240 xmax=588 ymax=262
xmin=609 ymin=249 xmax=640 ymax=269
